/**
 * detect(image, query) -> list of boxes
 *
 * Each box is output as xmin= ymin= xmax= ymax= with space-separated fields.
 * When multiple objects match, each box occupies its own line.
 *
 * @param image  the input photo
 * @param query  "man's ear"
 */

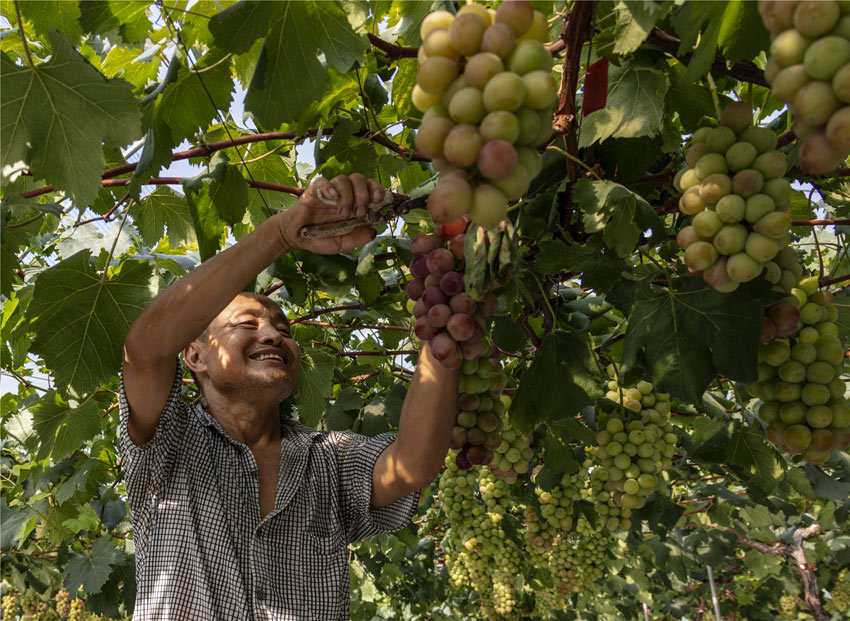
xmin=183 ymin=341 xmax=207 ymax=375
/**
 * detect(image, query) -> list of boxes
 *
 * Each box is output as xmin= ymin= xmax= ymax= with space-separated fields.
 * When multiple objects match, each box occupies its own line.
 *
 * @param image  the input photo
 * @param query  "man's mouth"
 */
xmin=250 ymin=351 xmax=288 ymax=364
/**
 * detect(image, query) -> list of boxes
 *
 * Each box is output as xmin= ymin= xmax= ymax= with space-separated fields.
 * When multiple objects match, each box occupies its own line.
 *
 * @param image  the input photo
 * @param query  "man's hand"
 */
xmin=279 ymin=174 xmax=386 ymax=255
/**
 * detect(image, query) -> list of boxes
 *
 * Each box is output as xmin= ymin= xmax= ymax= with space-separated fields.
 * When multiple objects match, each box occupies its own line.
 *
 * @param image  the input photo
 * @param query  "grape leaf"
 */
xmin=726 ymin=427 xmax=783 ymax=493
xmin=579 ymin=59 xmax=669 ymax=147
xmin=573 ymin=178 xmax=667 ymax=258
xmin=28 ymin=252 xmax=155 ymax=397
xmin=18 ymin=0 xmax=83 ymax=46
xmin=79 ymin=0 xmax=150 ymax=43
xmin=533 ymin=237 xmax=629 ymax=291
xmin=29 ymin=393 xmax=102 ymax=462
xmin=209 ymin=0 xmax=278 ymax=56
xmin=671 ymin=0 xmax=769 ymax=86
xmin=183 ymin=153 xmax=249 ymax=260
xmin=614 ymin=276 xmax=764 ymax=403
xmin=307 ymin=1 xmax=369 ymax=73
xmin=102 ymin=45 xmax=161 ymax=94
xmin=613 ymin=1 xmax=671 ymax=55
xmin=510 ymin=331 xmax=603 ymax=433
xmin=294 ymin=347 xmax=335 ymax=428
xmin=129 ymin=187 xmax=196 ymax=247
xmin=245 ymin=3 xmax=326 ymax=128
xmin=62 ymin=537 xmax=125 ymax=596
xmin=0 ymin=30 xmax=141 ymax=206
xmin=158 ymin=59 xmax=233 ymax=146
xmin=818 ymin=178 xmax=850 ymax=217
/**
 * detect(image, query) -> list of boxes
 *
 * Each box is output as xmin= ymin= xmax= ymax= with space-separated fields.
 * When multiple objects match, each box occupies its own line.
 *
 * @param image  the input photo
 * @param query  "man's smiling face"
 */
xmin=186 ymin=293 xmax=300 ymax=403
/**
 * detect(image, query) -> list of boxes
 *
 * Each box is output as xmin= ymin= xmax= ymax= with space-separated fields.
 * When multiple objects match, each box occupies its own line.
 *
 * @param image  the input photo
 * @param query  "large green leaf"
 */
xmin=533 ymin=236 xmax=629 ymax=291
xmin=671 ymin=0 xmax=769 ymax=86
xmin=573 ymin=178 xmax=667 ymax=258
xmin=29 ymin=391 xmax=103 ymax=461
xmin=294 ymin=347 xmax=335 ymax=428
xmin=209 ymin=0 xmax=277 ymax=55
xmin=62 ymin=537 xmax=126 ymax=596
xmin=245 ymin=2 xmax=326 ymax=128
xmin=129 ymin=187 xmax=196 ymax=247
xmin=613 ymin=1 xmax=671 ymax=55
xmin=158 ymin=59 xmax=233 ymax=145
xmin=613 ymin=276 xmax=764 ymax=403
xmin=726 ymin=427 xmax=783 ymax=493
xmin=28 ymin=252 xmax=155 ymax=397
xmin=307 ymin=1 xmax=369 ymax=73
xmin=18 ymin=0 xmax=83 ymax=46
xmin=510 ymin=331 xmax=603 ymax=433
xmin=183 ymin=153 xmax=249 ymax=260
xmin=0 ymin=30 xmax=141 ymax=205
xmin=579 ymin=59 xmax=669 ymax=147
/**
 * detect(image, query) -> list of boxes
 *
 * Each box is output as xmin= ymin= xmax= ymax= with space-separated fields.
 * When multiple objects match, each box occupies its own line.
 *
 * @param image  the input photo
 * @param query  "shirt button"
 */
xmin=256 ymin=588 xmax=265 ymax=601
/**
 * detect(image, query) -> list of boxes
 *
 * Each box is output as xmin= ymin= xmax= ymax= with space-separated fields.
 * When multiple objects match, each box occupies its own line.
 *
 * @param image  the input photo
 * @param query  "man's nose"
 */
xmin=257 ymin=322 xmax=283 ymax=345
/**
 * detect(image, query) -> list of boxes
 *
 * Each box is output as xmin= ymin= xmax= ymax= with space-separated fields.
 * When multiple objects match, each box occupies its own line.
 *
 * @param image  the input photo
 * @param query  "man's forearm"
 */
xmin=126 ymin=213 xmax=291 ymax=361
xmin=391 ymin=344 xmax=460 ymax=484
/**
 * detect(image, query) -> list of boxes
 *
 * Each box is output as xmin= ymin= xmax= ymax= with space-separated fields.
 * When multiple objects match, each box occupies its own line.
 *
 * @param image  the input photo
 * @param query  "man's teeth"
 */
xmin=255 ymin=353 xmax=283 ymax=361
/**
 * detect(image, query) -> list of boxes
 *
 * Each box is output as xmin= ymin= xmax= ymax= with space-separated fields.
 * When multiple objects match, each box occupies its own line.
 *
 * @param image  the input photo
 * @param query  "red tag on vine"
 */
xmin=583 ymin=56 xmax=609 ymax=116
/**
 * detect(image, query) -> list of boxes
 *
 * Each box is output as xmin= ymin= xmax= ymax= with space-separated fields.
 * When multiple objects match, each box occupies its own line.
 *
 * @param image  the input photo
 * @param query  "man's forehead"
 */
xmin=221 ymin=293 xmax=288 ymax=323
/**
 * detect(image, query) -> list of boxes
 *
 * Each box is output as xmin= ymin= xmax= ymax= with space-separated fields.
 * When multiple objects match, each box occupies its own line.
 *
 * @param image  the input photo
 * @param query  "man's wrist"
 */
xmin=272 ymin=209 xmax=299 ymax=255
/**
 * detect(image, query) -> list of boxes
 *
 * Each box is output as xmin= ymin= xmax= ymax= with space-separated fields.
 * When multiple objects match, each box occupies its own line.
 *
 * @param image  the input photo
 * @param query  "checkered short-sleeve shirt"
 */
xmin=118 ymin=364 xmax=419 ymax=620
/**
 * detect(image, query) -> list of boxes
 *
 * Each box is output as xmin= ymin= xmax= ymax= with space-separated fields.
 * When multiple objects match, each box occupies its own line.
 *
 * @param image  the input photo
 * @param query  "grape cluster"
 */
xmin=2 ymin=595 xmax=19 ymax=620
xmin=586 ymin=458 xmax=633 ymax=531
xmin=407 ymin=231 xmax=497 ymax=371
xmin=778 ymin=593 xmax=801 ymax=619
xmin=68 ymin=599 xmax=84 ymax=621
xmin=54 ymin=592 xmax=70 ymax=619
xmin=530 ymin=464 xmax=588 ymax=535
xmin=413 ymin=1 xmax=555 ymax=228
xmin=437 ymin=454 xmax=523 ymax=618
xmin=548 ymin=526 xmax=610 ymax=595
xmin=487 ymin=396 xmax=534 ymax=482
xmin=597 ymin=375 xmax=677 ymax=511
xmin=760 ymin=246 xmax=805 ymax=342
xmin=674 ymin=102 xmax=793 ymax=292
xmin=760 ymin=0 xmax=850 ymax=173
xmin=826 ymin=568 xmax=850 ymax=614
xmin=750 ymin=276 xmax=850 ymax=463
xmin=452 ymin=349 xmax=510 ymax=467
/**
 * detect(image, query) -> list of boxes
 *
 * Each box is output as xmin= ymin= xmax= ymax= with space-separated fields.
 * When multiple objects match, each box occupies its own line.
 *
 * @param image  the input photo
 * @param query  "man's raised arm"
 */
xmin=122 ymin=174 xmax=384 ymax=445
xmin=370 ymin=342 xmax=460 ymax=509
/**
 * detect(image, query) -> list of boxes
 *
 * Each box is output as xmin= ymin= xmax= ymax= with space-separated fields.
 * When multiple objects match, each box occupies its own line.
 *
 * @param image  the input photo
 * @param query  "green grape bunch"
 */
xmin=674 ymin=102 xmax=795 ymax=293
xmin=750 ymin=274 xmax=850 ymax=463
xmin=596 ymin=372 xmax=677 ymax=511
xmin=413 ymin=0 xmax=556 ymax=228
xmin=760 ymin=0 xmax=850 ymax=174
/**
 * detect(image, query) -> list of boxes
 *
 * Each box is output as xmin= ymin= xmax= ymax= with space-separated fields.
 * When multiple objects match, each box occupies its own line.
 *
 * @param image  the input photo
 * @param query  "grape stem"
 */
xmin=12 ymin=0 xmax=35 ymax=71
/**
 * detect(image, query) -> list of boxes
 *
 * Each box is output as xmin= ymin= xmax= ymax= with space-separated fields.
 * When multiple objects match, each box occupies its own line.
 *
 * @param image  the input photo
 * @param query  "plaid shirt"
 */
xmin=118 ymin=365 xmax=419 ymax=620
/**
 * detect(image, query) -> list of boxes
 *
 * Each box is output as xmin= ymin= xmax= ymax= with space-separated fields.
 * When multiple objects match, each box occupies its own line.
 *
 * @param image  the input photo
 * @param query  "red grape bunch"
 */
xmin=407 ymin=231 xmax=497 ymax=370
xmin=760 ymin=0 xmax=850 ymax=173
xmin=759 ymin=246 xmax=807 ymax=343
xmin=413 ymin=0 xmax=556 ymax=228
xmin=749 ymin=275 xmax=850 ymax=463
xmin=675 ymin=102 xmax=794 ymax=292
xmin=451 ymin=347 xmax=511 ymax=468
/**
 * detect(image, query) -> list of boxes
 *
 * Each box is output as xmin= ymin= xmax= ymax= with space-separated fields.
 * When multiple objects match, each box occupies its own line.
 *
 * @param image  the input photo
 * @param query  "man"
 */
xmin=120 ymin=174 xmax=459 ymax=620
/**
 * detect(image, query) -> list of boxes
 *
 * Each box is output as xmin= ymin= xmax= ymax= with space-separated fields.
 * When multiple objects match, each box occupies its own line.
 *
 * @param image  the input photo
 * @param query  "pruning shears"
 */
xmin=299 ymin=191 xmax=427 ymax=239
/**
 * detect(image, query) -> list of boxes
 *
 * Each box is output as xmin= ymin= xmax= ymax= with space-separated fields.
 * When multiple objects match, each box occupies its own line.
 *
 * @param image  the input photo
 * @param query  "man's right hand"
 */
xmin=278 ymin=174 xmax=386 ymax=255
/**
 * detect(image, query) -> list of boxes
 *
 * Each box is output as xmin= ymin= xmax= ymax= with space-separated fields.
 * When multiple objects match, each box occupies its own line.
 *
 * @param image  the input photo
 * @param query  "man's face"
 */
xmin=186 ymin=293 xmax=300 ymax=403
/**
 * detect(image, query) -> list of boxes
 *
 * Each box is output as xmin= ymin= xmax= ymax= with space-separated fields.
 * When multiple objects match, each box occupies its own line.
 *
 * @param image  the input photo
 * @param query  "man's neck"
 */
xmin=204 ymin=391 xmax=282 ymax=447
